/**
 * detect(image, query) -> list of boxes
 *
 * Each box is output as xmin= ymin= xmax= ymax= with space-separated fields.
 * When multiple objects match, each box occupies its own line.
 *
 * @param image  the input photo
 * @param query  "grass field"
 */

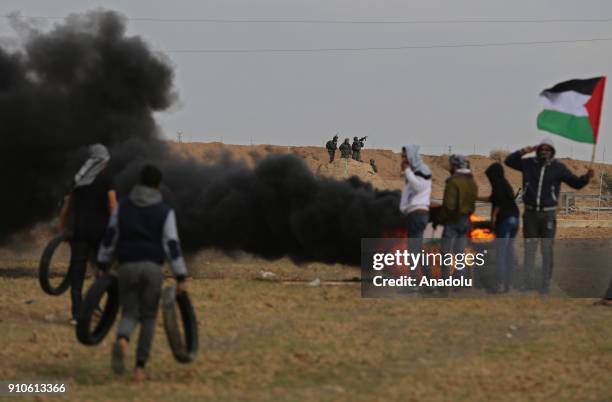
xmin=0 ymin=253 xmax=611 ymax=402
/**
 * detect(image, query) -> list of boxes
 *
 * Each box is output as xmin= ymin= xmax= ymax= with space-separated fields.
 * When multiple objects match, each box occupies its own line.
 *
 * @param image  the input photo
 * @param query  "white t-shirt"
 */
xmin=399 ymin=168 xmax=432 ymax=214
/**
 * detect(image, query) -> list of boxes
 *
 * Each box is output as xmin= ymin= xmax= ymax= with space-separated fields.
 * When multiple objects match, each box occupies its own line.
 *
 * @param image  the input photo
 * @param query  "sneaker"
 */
xmin=111 ymin=341 xmax=126 ymax=375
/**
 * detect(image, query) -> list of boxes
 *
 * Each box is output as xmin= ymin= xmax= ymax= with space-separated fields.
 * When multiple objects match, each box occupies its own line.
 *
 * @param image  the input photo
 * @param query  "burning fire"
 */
xmin=469 ymin=214 xmax=496 ymax=243
xmin=378 ymin=213 xmax=495 ymax=280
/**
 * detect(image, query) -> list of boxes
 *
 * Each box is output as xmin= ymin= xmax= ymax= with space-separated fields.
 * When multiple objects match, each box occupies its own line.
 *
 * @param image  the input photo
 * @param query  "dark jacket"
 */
xmin=505 ymin=150 xmax=589 ymax=210
xmin=438 ymin=171 xmax=478 ymax=224
xmin=98 ymin=185 xmax=187 ymax=278
xmin=485 ymin=163 xmax=519 ymax=222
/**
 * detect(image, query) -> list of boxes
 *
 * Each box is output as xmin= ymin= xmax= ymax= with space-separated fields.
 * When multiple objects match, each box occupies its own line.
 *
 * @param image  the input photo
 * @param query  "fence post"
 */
xmin=597 ymin=172 xmax=604 ymax=220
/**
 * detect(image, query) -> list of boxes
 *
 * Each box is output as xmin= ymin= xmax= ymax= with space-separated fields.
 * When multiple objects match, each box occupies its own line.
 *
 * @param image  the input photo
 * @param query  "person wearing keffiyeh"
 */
xmin=59 ymin=144 xmax=116 ymax=324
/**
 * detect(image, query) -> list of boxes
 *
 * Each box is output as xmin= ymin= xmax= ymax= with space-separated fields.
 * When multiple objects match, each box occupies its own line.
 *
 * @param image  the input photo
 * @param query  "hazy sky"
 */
xmin=2 ymin=1 xmax=612 ymax=161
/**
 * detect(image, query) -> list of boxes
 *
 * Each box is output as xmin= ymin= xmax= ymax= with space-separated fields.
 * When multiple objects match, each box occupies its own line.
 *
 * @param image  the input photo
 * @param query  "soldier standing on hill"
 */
xmin=351 ymin=136 xmax=365 ymax=161
xmin=326 ymin=135 xmax=339 ymax=163
xmin=339 ymin=138 xmax=352 ymax=159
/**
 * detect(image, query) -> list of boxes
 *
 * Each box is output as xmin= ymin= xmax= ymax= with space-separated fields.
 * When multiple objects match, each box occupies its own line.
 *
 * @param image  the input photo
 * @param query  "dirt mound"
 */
xmin=170 ymin=142 xmax=610 ymax=198
xmin=316 ymin=158 xmax=389 ymax=188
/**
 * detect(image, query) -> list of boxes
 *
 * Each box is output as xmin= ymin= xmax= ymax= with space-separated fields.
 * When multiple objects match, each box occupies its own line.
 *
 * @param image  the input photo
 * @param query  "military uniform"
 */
xmin=339 ymin=139 xmax=352 ymax=159
xmin=325 ymin=136 xmax=338 ymax=163
xmin=351 ymin=137 xmax=364 ymax=161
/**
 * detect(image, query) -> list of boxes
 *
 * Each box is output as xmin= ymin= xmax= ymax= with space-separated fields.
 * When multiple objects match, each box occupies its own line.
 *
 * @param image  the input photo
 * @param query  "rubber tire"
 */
xmin=76 ymin=273 xmax=120 ymax=346
xmin=162 ymin=285 xmax=199 ymax=363
xmin=38 ymin=233 xmax=72 ymax=296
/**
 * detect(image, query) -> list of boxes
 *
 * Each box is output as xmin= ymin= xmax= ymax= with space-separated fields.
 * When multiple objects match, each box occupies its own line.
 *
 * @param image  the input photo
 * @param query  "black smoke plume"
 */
xmin=0 ymin=10 xmax=174 ymax=241
xmin=0 ymin=10 xmax=404 ymax=266
xmin=163 ymin=155 xmax=404 ymax=266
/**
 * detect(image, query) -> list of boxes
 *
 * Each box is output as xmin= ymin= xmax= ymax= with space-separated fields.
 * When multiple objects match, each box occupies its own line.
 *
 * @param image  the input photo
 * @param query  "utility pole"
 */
xmin=177 ymin=131 xmax=183 ymax=143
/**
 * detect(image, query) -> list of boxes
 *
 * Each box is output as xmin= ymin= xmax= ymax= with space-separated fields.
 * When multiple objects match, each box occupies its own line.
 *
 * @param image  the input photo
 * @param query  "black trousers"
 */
xmin=522 ymin=210 xmax=556 ymax=293
xmin=69 ymin=239 xmax=99 ymax=320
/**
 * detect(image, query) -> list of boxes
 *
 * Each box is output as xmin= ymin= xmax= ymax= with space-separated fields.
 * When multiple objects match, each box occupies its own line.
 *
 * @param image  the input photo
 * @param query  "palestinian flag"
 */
xmin=537 ymin=76 xmax=606 ymax=144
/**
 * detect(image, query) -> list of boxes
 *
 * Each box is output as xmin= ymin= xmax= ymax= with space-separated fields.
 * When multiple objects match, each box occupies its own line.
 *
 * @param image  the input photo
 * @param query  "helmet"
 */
xmin=344 ymin=138 xmax=350 ymax=143
xmin=333 ymin=135 xmax=338 ymax=140
xmin=353 ymin=136 xmax=358 ymax=141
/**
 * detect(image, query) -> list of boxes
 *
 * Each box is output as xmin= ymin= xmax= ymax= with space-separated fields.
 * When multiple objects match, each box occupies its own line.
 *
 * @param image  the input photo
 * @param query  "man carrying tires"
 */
xmin=97 ymin=165 xmax=188 ymax=382
xmin=59 ymin=144 xmax=116 ymax=325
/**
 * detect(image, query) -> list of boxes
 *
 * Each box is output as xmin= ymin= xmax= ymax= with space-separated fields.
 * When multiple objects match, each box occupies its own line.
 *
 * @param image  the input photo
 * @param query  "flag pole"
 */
xmin=590 ymin=142 xmax=597 ymax=169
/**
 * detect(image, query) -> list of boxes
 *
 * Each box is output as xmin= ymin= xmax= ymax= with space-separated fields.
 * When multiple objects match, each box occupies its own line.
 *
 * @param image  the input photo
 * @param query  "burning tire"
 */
xmin=76 ymin=273 xmax=120 ymax=346
xmin=162 ymin=285 xmax=198 ymax=363
xmin=38 ymin=233 xmax=72 ymax=296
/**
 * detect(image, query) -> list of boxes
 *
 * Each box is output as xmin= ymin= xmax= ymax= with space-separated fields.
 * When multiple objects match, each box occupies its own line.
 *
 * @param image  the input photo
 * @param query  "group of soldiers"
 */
xmin=325 ymin=135 xmax=368 ymax=162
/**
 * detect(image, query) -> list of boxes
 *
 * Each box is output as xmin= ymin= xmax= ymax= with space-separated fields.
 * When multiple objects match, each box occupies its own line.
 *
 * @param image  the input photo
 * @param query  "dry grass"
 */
xmin=0 ymin=255 xmax=611 ymax=402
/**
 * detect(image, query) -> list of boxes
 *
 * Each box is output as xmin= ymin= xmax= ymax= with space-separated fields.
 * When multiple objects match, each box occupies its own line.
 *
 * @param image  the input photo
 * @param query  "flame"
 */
xmin=469 ymin=214 xmax=487 ymax=223
xmin=469 ymin=214 xmax=496 ymax=243
xmin=377 ymin=213 xmax=495 ymax=279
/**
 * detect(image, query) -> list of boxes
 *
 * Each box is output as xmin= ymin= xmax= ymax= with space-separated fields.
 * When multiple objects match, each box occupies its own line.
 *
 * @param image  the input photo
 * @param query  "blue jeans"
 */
xmin=495 ymin=215 xmax=519 ymax=290
xmin=441 ymin=215 xmax=470 ymax=279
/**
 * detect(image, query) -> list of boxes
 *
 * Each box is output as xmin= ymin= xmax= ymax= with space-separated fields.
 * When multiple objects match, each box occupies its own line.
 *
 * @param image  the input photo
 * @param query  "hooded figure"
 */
xmin=484 ymin=162 xmax=519 ymax=292
xmin=485 ymin=163 xmax=515 ymax=206
xmin=505 ymin=138 xmax=592 ymax=293
xmin=535 ymin=137 xmax=555 ymax=165
xmin=399 ymin=145 xmax=433 ymax=280
xmin=403 ymin=144 xmax=432 ymax=179
xmin=98 ymin=165 xmax=187 ymax=382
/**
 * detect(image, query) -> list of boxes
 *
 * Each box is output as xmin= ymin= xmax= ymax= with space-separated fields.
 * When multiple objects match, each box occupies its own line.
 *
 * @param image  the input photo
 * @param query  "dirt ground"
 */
xmin=1 ymin=247 xmax=611 ymax=402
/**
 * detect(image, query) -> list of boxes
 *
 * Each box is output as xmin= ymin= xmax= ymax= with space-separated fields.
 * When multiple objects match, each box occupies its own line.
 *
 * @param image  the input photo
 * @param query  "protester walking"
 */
xmin=97 ymin=165 xmax=188 ymax=382
xmin=505 ymin=138 xmax=593 ymax=293
xmin=59 ymin=144 xmax=115 ymax=325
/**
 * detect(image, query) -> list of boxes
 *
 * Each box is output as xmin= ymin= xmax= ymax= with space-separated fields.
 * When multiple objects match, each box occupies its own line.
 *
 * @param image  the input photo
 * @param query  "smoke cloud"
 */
xmin=0 ymin=10 xmax=174 ymax=241
xmin=0 ymin=10 xmax=404 ymax=266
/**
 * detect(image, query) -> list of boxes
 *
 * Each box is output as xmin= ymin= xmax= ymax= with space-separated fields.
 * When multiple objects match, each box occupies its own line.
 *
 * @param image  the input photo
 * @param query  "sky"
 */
xmin=1 ymin=1 xmax=612 ymax=162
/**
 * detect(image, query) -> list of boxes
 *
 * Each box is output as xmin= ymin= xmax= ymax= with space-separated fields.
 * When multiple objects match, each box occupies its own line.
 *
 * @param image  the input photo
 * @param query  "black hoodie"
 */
xmin=485 ymin=163 xmax=519 ymax=222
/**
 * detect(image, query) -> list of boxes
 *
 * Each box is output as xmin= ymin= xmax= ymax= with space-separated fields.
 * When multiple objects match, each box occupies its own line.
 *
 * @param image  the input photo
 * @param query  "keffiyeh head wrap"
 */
xmin=403 ymin=144 xmax=431 ymax=177
xmin=73 ymin=144 xmax=110 ymax=188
